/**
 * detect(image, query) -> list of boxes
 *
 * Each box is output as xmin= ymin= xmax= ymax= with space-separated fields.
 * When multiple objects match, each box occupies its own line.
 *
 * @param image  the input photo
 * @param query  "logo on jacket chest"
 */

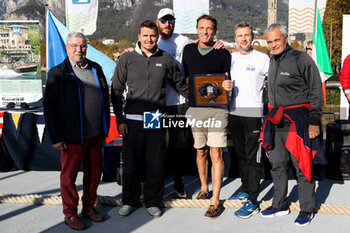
xmin=280 ymin=71 xmax=290 ymax=76
xmin=156 ymin=63 xmax=163 ymax=67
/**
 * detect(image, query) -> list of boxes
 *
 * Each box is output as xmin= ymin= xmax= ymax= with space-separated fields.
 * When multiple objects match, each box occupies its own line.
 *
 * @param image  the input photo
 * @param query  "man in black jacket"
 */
xmin=259 ymin=24 xmax=323 ymax=227
xmin=111 ymin=20 xmax=188 ymax=218
xmin=44 ymin=32 xmax=110 ymax=230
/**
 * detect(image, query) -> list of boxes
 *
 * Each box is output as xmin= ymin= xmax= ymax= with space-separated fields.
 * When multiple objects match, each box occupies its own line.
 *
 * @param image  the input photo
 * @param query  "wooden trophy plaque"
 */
xmin=193 ymin=73 xmax=228 ymax=107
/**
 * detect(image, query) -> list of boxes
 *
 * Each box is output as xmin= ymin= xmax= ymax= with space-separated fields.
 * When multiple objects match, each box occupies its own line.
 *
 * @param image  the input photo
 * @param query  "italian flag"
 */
xmin=312 ymin=9 xmax=333 ymax=103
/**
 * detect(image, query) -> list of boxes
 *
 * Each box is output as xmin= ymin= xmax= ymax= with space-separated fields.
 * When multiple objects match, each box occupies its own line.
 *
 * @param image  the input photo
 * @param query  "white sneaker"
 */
xmin=118 ymin=205 xmax=135 ymax=217
xmin=147 ymin=207 xmax=162 ymax=218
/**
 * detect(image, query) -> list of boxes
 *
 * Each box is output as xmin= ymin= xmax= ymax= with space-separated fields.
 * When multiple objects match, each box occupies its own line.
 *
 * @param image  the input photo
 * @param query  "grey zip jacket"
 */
xmin=111 ymin=42 xmax=188 ymax=125
xmin=267 ymin=44 xmax=324 ymax=125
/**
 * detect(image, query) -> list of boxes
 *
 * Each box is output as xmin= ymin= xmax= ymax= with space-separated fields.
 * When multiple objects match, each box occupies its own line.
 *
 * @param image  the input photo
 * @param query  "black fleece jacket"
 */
xmin=267 ymin=44 xmax=324 ymax=125
xmin=111 ymin=44 xmax=188 ymax=125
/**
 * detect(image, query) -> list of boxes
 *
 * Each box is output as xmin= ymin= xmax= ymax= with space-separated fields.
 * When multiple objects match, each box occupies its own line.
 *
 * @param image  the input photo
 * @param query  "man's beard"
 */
xmin=160 ymin=27 xmax=173 ymax=39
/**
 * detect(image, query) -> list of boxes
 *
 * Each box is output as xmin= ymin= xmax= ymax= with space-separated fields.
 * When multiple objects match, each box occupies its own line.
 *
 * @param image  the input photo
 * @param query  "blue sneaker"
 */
xmin=260 ymin=206 xmax=290 ymax=218
xmin=228 ymin=191 xmax=248 ymax=200
xmin=234 ymin=200 xmax=259 ymax=219
xmin=294 ymin=212 xmax=314 ymax=226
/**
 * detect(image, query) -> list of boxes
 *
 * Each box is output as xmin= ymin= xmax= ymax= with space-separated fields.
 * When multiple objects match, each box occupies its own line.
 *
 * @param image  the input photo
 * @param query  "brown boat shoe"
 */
xmin=82 ymin=208 xmax=104 ymax=222
xmin=204 ymin=204 xmax=222 ymax=219
xmin=64 ymin=215 xmax=86 ymax=230
xmin=196 ymin=191 xmax=209 ymax=200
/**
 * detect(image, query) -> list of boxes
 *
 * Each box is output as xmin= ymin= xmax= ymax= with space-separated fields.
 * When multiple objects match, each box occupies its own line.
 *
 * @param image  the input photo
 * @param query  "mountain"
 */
xmin=0 ymin=0 xmax=288 ymax=42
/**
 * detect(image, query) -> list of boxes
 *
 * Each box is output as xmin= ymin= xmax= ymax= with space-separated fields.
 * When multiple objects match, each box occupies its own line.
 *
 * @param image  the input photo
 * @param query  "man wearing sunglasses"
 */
xmin=156 ymin=8 xmax=192 ymax=200
xmin=156 ymin=8 xmax=224 ymax=200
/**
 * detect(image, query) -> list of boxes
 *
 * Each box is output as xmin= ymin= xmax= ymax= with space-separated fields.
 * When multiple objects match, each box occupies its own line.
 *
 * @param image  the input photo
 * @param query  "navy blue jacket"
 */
xmin=43 ymin=58 xmax=110 ymax=144
xmin=259 ymin=104 xmax=326 ymax=181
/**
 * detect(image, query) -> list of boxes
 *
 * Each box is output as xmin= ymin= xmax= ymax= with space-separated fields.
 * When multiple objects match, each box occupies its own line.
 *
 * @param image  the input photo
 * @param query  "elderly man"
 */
xmin=111 ymin=20 xmax=188 ymax=218
xmin=228 ymin=21 xmax=270 ymax=218
xmin=259 ymin=24 xmax=324 ymax=227
xmin=182 ymin=14 xmax=232 ymax=218
xmin=44 ymin=32 xmax=110 ymax=230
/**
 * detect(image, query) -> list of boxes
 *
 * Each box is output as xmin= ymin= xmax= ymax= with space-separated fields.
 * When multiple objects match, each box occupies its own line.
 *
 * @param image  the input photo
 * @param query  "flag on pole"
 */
xmin=312 ymin=9 xmax=333 ymax=82
xmin=46 ymin=10 xmax=116 ymax=83
xmin=65 ymin=0 xmax=98 ymax=35
xmin=173 ymin=0 xmax=209 ymax=34
xmin=46 ymin=11 xmax=67 ymax=70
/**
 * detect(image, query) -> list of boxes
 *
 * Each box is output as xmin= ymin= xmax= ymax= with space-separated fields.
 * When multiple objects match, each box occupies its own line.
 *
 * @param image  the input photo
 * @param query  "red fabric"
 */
xmin=106 ymin=114 xmax=120 ymax=144
xmin=60 ymin=135 xmax=103 ymax=217
xmin=260 ymin=104 xmax=314 ymax=181
xmin=283 ymin=114 xmax=316 ymax=181
xmin=340 ymin=55 xmax=350 ymax=91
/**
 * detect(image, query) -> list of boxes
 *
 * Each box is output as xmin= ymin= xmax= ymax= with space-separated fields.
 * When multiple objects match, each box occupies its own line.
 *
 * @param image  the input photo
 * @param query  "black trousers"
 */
xmin=229 ymin=114 xmax=262 ymax=204
xmin=165 ymin=104 xmax=189 ymax=187
xmin=122 ymin=119 xmax=166 ymax=208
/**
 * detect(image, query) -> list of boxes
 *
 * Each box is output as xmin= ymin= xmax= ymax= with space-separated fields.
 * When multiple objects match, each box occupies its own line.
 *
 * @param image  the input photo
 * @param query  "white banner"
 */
xmin=340 ymin=15 xmax=350 ymax=119
xmin=65 ymin=0 xmax=98 ymax=35
xmin=173 ymin=0 xmax=209 ymax=34
xmin=288 ymin=0 xmax=327 ymax=34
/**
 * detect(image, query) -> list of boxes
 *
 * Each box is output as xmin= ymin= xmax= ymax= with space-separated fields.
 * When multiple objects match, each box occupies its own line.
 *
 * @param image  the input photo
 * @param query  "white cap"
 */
xmin=157 ymin=8 xmax=175 ymax=19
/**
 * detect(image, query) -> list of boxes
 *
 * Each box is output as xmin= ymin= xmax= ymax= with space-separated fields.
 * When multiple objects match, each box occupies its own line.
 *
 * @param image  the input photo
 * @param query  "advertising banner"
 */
xmin=288 ymin=0 xmax=327 ymax=34
xmin=0 ymin=20 xmax=42 ymax=107
xmin=173 ymin=0 xmax=209 ymax=34
xmin=65 ymin=0 xmax=98 ymax=35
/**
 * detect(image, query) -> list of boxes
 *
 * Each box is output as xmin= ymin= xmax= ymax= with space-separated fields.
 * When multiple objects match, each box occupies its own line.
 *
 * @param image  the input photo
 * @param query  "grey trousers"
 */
xmin=268 ymin=121 xmax=315 ymax=212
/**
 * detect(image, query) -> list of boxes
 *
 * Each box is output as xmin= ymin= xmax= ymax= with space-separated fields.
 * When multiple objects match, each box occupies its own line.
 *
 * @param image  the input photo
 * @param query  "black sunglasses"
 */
xmin=159 ymin=18 xmax=175 ymax=25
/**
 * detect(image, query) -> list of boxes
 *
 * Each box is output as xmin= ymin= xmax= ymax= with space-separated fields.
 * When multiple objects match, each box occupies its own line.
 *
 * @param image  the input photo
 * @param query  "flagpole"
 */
xmin=314 ymin=0 xmax=318 ymax=26
xmin=45 ymin=4 xmax=48 ymax=80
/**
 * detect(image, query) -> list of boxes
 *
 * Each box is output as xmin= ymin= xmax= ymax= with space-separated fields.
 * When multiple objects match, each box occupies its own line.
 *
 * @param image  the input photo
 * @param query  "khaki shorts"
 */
xmin=186 ymin=107 xmax=228 ymax=149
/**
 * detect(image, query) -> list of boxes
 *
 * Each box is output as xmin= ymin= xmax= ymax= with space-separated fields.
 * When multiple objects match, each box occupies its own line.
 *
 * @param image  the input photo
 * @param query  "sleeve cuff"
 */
xmin=345 ymin=89 xmax=350 ymax=94
xmin=309 ymin=117 xmax=320 ymax=126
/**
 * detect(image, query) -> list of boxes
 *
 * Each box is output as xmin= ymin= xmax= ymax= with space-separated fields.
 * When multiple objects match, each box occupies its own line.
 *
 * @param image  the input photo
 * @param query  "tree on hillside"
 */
xmin=323 ymin=0 xmax=350 ymax=66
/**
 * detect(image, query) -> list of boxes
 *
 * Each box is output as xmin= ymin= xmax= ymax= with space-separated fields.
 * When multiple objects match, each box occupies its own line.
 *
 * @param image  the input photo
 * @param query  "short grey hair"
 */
xmin=234 ymin=21 xmax=254 ymax=39
xmin=66 ymin=32 xmax=87 ymax=45
xmin=265 ymin=23 xmax=288 ymax=37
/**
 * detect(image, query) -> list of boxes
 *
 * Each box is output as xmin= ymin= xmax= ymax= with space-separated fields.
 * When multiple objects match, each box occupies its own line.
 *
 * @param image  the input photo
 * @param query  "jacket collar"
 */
xmin=63 ymin=57 xmax=97 ymax=75
xmin=135 ymin=41 xmax=159 ymax=57
xmin=273 ymin=44 xmax=292 ymax=62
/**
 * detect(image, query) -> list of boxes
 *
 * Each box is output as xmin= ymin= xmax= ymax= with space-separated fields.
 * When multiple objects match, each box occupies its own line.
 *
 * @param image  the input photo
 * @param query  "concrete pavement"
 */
xmin=1 ymin=171 xmax=350 ymax=233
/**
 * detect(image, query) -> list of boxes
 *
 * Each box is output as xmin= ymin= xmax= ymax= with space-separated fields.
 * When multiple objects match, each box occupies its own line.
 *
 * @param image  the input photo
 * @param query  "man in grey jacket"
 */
xmin=111 ymin=20 xmax=188 ymax=218
xmin=259 ymin=23 xmax=323 ymax=227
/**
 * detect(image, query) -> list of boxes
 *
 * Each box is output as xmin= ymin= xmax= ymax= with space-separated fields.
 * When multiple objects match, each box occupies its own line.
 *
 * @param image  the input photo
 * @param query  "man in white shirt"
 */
xmin=156 ymin=8 xmax=192 ymax=199
xmin=228 ymin=21 xmax=269 ymax=218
